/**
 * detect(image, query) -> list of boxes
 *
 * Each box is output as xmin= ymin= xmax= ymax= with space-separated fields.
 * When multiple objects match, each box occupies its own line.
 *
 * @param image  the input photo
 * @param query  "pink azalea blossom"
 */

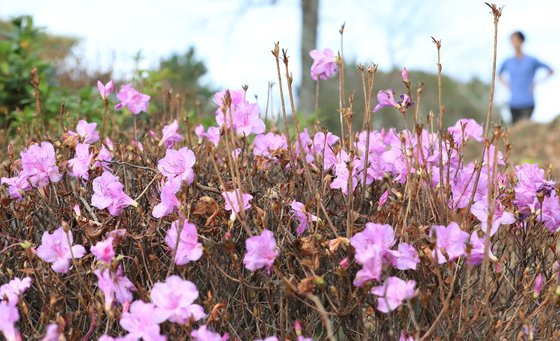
xmin=350 ymin=223 xmax=395 ymax=264
xmin=164 ymin=219 xmax=203 ymax=265
xmin=290 ymin=200 xmax=318 ymax=236
xmin=150 ymin=275 xmax=205 ymax=324
xmin=98 ymin=335 xmax=136 ymax=341
xmin=222 ymin=189 xmax=252 ymax=217
xmin=470 ymin=201 xmax=515 ymax=236
xmin=114 ymin=84 xmax=150 ymax=115
xmin=20 ymin=142 xmax=61 ymax=188
xmin=468 ymin=231 xmax=497 ymax=266
xmin=213 ymin=89 xmax=265 ymax=136
xmin=67 ymin=143 xmax=93 ymax=180
xmin=0 ymin=300 xmax=20 ymax=341
xmin=534 ymin=273 xmax=543 ymax=297
xmin=243 ymin=229 xmax=279 ymax=273
xmin=36 ymin=227 xmax=85 ymax=273
xmin=389 ymin=243 xmax=419 ymax=270
xmin=0 ymin=174 xmax=31 ymax=200
xmin=309 ymin=48 xmax=338 ymax=81
xmin=119 ymin=301 xmax=167 ymax=341
xmin=94 ymin=144 xmax=112 ymax=171
xmin=94 ymin=266 xmax=136 ymax=311
xmin=91 ymin=236 xmax=115 ymax=264
xmin=157 ymin=147 xmax=196 ymax=184
xmin=378 ymin=190 xmax=389 ymax=209
xmin=0 ymin=277 xmax=32 ymax=304
xmin=191 ymin=325 xmax=229 ymax=341
xmin=401 ymin=67 xmax=409 ymax=82
xmin=253 ymin=132 xmax=287 ymax=159
xmin=431 ymin=222 xmax=469 ymax=264
xmin=353 ymin=250 xmax=384 ymax=287
xmin=152 ymin=178 xmax=181 ymax=219
xmin=372 ymin=90 xmax=400 ymax=112
xmin=68 ymin=120 xmax=100 ymax=144
xmin=91 ymin=171 xmax=137 ymax=216
xmin=105 ymin=137 xmax=115 ymax=151
xmin=448 ymin=118 xmax=484 ymax=144
xmin=539 ymin=192 xmax=560 ymax=233
xmin=41 ymin=323 xmax=60 ymax=341
xmin=371 ymin=276 xmax=416 ymax=313
xmin=256 ymin=337 xmax=278 ymax=341
xmin=400 ymin=331 xmax=415 ymax=341
xmin=232 ymin=101 xmax=266 ymax=136
xmin=97 ymin=80 xmax=115 ymax=100
xmin=159 ymin=120 xmax=183 ymax=148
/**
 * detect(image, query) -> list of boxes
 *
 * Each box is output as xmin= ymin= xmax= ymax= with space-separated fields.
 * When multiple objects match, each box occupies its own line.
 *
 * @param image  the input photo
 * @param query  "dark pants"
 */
xmin=510 ymin=105 xmax=534 ymax=124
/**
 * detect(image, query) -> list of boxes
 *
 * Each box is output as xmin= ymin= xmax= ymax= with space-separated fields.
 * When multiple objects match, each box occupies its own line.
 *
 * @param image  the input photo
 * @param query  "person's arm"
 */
xmin=537 ymin=59 xmax=554 ymax=81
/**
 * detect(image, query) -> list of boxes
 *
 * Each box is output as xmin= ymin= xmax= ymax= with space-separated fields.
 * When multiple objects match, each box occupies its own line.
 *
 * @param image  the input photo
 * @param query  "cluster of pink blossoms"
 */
xmin=0 ymin=277 xmax=32 ymax=341
xmin=91 ymin=171 xmax=137 ymax=216
xmin=153 ymin=144 xmax=196 ymax=219
xmin=0 ymin=141 xmax=61 ymax=200
xmin=213 ymin=89 xmax=265 ymax=136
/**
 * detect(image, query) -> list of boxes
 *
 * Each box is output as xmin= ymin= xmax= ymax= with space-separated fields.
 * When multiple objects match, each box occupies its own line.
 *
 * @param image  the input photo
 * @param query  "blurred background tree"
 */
xmin=0 ymin=15 xmax=214 ymax=136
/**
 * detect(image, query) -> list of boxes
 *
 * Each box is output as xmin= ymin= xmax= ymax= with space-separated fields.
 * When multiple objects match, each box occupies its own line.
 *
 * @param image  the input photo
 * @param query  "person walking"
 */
xmin=498 ymin=31 xmax=554 ymax=124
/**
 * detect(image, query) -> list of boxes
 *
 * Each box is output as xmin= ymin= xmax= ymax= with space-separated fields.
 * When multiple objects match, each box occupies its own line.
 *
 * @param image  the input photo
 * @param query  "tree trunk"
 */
xmin=298 ymin=0 xmax=319 ymax=116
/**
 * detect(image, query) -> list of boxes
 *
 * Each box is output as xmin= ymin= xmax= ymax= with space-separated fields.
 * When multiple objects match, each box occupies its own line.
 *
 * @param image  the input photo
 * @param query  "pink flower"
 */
xmin=371 ymin=276 xmax=416 ymax=313
xmin=157 ymin=147 xmax=196 ymax=184
xmin=470 ymin=201 xmax=515 ymax=236
xmin=91 ymin=171 xmax=137 ymax=216
xmin=91 ymin=236 xmax=115 ymax=264
xmin=41 ymin=323 xmax=60 ymax=341
xmin=97 ymin=80 xmax=115 ymax=100
xmin=0 ymin=300 xmax=20 ymax=341
xmin=431 ymin=222 xmax=469 ymax=264
xmin=389 ymin=243 xmax=419 ymax=270
xmin=350 ymin=223 xmax=395 ymax=264
xmin=159 ymin=120 xmax=183 ymax=148
xmin=36 ymin=227 xmax=85 ymax=273
xmin=119 ymin=301 xmax=167 ymax=341
xmin=191 ymin=325 xmax=229 ymax=341
xmin=114 ymin=84 xmax=150 ymax=115
xmin=243 ymin=229 xmax=279 ymax=273
xmin=253 ymin=133 xmax=287 ymax=159
xmin=150 ymin=275 xmax=205 ymax=324
xmin=222 ymin=189 xmax=252 ymax=217
xmin=152 ymin=179 xmax=181 ymax=219
xmin=309 ymin=48 xmax=338 ymax=81
xmin=467 ymin=231 xmax=497 ymax=266
xmin=0 ymin=277 xmax=32 ymax=304
xmin=399 ymin=331 xmax=415 ymax=341
xmin=534 ymin=273 xmax=543 ymax=297
xmin=231 ymin=101 xmax=266 ymax=136
xmin=290 ymin=200 xmax=318 ymax=236
xmin=372 ymin=90 xmax=400 ymax=113
xmin=20 ymin=142 xmax=61 ymax=188
xmin=0 ymin=174 xmax=31 ymax=200
xmin=401 ymin=67 xmax=409 ymax=82
xmin=164 ymin=219 xmax=203 ymax=265
xmin=67 ymin=143 xmax=93 ymax=180
xmin=353 ymin=250 xmax=384 ymax=287
xmin=105 ymin=137 xmax=115 ymax=151
xmin=204 ymin=126 xmax=221 ymax=146
xmin=378 ymin=190 xmax=389 ymax=209
xmin=94 ymin=266 xmax=136 ymax=311
xmin=448 ymin=118 xmax=483 ymax=144
xmin=213 ymin=89 xmax=265 ymax=136
xmin=256 ymin=338 xmax=278 ymax=341
xmin=94 ymin=144 xmax=113 ymax=171
xmin=98 ymin=335 xmax=136 ymax=341
xmin=539 ymin=192 xmax=560 ymax=233
xmin=68 ymin=120 xmax=100 ymax=144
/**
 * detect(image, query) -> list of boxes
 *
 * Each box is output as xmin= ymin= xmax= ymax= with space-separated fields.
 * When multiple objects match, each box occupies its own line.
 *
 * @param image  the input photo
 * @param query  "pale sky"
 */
xmin=1 ymin=0 xmax=559 ymax=122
